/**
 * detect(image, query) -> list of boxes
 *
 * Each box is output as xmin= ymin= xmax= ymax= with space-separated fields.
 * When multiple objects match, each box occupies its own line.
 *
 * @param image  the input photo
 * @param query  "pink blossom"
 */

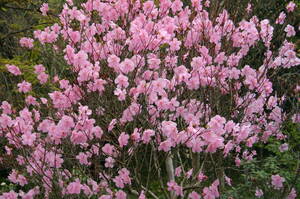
xmin=71 ymin=131 xmax=87 ymax=144
xmin=115 ymin=190 xmax=126 ymax=199
xmin=6 ymin=64 xmax=21 ymax=76
xmin=118 ymin=132 xmax=129 ymax=148
xmin=142 ymin=129 xmax=155 ymax=144
xmin=37 ymin=72 xmax=48 ymax=84
xmin=167 ymin=181 xmax=183 ymax=196
xmin=76 ymin=152 xmax=90 ymax=165
xmin=120 ymin=58 xmax=135 ymax=74
xmin=131 ymin=128 xmax=141 ymax=142
xmin=197 ymin=172 xmax=207 ymax=182
xmin=102 ymin=144 xmax=115 ymax=156
xmin=19 ymin=187 xmax=39 ymax=199
xmin=66 ymin=179 xmax=82 ymax=194
xmin=188 ymin=191 xmax=200 ymax=199
xmin=0 ymin=190 xmax=18 ymax=199
xmin=108 ymin=119 xmax=117 ymax=131
xmin=17 ymin=81 xmax=32 ymax=93
xmin=285 ymin=25 xmax=296 ymax=37
xmin=276 ymin=12 xmax=286 ymax=25
xmin=286 ymin=2 xmax=296 ymax=12
xmin=40 ymin=3 xmax=49 ymax=16
xmin=115 ymin=74 xmax=129 ymax=88
xmin=19 ymin=37 xmax=34 ymax=49
xmin=46 ymin=152 xmax=63 ymax=168
xmin=113 ymin=168 xmax=131 ymax=188
xmin=0 ymin=114 xmax=13 ymax=128
xmin=34 ymin=64 xmax=44 ymax=73
xmin=292 ymin=113 xmax=300 ymax=123
xmin=225 ymin=175 xmax=232 ymax=186
xmin=105 ymin=157 xmax=115 ymax=168
xmin=202 ymin=180 xmax=220 ymax=199
xmin=255 ymin=188 xmax=263 ymax=198
xmin=21 ymin=133 xmax=36 ymax=146
xmin=1 ymin=101 xmax=12 ymax=114
xmin=138 ymin=191 xmax=146 ymax=199
xmin=246 ymin=3 xmax=252 ymax=13
xmin=175 ymin=166 xmax=182 ymax=177
xmin=158 ymin=139 xmax=172 ymax=152
xmin=287 ymin=188 xmax=297 ymax=199
xmin=271 ymin=174 xmax=285 ymax=190
xmin=279 ymin=143 xmax=289 ymax=152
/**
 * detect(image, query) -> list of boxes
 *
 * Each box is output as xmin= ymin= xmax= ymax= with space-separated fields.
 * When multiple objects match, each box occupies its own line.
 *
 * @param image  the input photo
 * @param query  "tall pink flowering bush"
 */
xmin=0 ymin=0 xmax=299 ymax=198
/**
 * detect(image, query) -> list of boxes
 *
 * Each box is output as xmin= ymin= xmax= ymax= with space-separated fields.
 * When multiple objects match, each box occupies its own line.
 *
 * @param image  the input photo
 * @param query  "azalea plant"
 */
xmin=0 ymin=0 xmax=299 ymax=199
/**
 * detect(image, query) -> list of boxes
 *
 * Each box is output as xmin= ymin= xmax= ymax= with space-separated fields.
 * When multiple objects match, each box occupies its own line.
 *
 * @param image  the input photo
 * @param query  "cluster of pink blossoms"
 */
xmin=0 ymin=0 xmax=299 ymax=198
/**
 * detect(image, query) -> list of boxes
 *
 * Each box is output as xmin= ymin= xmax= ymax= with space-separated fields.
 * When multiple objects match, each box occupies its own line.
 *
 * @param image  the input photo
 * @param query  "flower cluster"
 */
xmin=0 ymin=0 xmax=299 ymax=198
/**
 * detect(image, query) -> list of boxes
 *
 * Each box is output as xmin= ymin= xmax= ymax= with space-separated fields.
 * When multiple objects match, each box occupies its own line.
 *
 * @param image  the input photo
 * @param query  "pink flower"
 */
xmin=197 ymin=172 xmax=207 ymax=182
xmin=21 ymin=133 xmax=36 ymax=146
xmin=276 ymin=12 xmax=286 ymax=25
xmin=255 ymin=188 xmax=263 ymax=198
xmin=6 ymin=64 xmax=21 ymax=76
xmin=115 ymin=74 xmax=129 ymax=88
xmin=19 ymin=37 xmax=34 ymax=49
xmin=271 ymin=174 xmax=285 ymax=190
xmin=115 ymin=190 xmax=126 ymax=199
xmin=17 ymin=81 xmax=32 ymax=93
xmin=58 ymin=116 xmax=74 ymax=130
xmin=108 ymin=54 xmax=120 ymax=71
xmin=185 ymin=169 xmax=193 ymax=179
xmin=118 ymin=132 xmax=129 ymax=148
xmin=0 ymin=190 xmax=18 ymax=199
xmin=225 ymin=176 xmax=232 ymax=186
xmin=102 ymin=144 xmax=115 ymax=156
xmin=114 ymin=88 xmax=126 ymax=101
xmin=246 ymin=3 xmax=252 ymax=13
xmin=71 ymin=131 xmax=87 ymax=144
xmin=108 ymin=119 xmax=117 ymax=131
xmin=66 ymin=179 xmax=82 ymax=194
xmin=46 ymin=152 xmax=63 ymax=168
xmin=113 ymin=168 xmax=131 ymax=188
xmin=105 ymin=157 xmax=115 ymax=168
xmin=279 ymin=143 xmax=289 ymax=152
xmin=0 ymin=114 xmax=13 ymax=128
xmin=40 ymin=3 xmax=49 ymax=16
xmin=287 ymin=188 xmax=297 ymax=199
xmin=19 ymin=187 xmax=39 ymax=199
xmin=131 ymin=128 xmax=141 ymax=142
xmin=285 ymin=25 xmax=296 ymax=37
xmin=120 ymin=58 xmax=135 ymax=74
xmin=142 ymin=129 xmax=155 ymax=144
xmin=167 ymin=181 xmax=183 ymax=196
xmin=8 ymin=170 xmax=18 ymax=184
xmin=202 ymin=180 xmax=220 ymax=199
xmin=158 ymin=139 xmax=172 ymax=152
xmin=171 ymin=0 xmax=183 ymax=13
xmin=175 ymin=166 xmax=182 ymax=177
xmin=286 ymin=2 xmax=296 ymax=12
xmin=37 ymin=73 xmax=48 ymax=84
xmin=34 ymin=64 xmax=45 ymax=74
xmin=188 ymin=191 xmax=200 ymax=199
xmin=76 ymin=152 xmax=90 ymax=165
xmin=1 ymin=101 xmax=12 ymax=114
xmin=292 ymin=113 xmax=300 ymax=123
xmin=138 ymin=191 xmax=146 ymax=199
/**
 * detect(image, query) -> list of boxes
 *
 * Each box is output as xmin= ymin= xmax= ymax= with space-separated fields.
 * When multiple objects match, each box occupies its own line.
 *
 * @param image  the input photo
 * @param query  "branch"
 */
xmin=141 ymin=185 xmax=160 ymax=199
xmin=0 ymin=23 xmax=53 ymax=41
xmin=166 ymin=153 xmax=176 ymax=199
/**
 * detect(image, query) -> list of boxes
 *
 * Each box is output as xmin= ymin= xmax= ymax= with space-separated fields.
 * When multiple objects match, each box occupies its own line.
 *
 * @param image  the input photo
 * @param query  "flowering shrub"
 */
xmin=0 ymin=0 xmax=299 ymax=198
